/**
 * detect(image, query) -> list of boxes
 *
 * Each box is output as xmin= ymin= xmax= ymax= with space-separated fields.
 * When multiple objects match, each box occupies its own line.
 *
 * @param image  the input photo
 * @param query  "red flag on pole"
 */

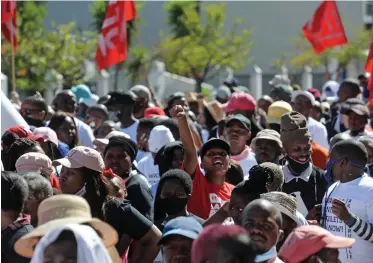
xmin=302 ymin=0 xmax=347 ymax=54
xmin=95 ymin=0 xmax=136 ymax=71
xmin=1 ymin=0 xmax=17 ymax=50
xmin=365 ymin=36 xmax=373 ymax=104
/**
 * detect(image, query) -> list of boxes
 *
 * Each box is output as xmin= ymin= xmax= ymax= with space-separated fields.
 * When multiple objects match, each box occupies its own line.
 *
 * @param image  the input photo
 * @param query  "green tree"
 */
xmin=159 ymin=3 xmax=252 ymax=92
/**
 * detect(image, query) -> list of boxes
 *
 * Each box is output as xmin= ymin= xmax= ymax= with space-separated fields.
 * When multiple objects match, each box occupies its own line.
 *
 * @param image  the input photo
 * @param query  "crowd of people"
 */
xmin=2 ymin=75 xmax=373 ymax=263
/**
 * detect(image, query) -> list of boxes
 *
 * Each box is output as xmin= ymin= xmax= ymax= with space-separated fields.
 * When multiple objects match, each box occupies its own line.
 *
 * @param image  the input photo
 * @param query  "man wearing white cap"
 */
xmin=137 ymin=125 xmax=175 ymax=186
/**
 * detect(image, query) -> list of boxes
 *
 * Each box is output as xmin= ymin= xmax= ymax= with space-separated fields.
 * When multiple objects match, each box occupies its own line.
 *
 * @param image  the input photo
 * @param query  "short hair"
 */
xmin=87 ymin=104 xmax=109 ymax=119
xmin=329 ymin=133 xmax=352 ymax=149
xmin=243 ymin=199 xmax=283 ymax=228
xmin=340 ymin=79 xmax=360 ymax=96
xmin=232 ymin=180 xmax=262 ymax=203
xmin=153 ymin=169 xmax=193 ymax=221
xmin=226 ymin=160 xmax=244 ymax=186
xmin=1 ymin=171 xmax=29 ymax=213
xmin=139 ymin=118 xmax=159 ymax=131
xmin=332 ymin=139 xmax=368 ymax=166
xmin=1 ymin=136 xmax=39 ymax=171
xmin=24 ymin=172 xmax=53 ymax=200
xmin=359 ymin=136 xmax=373 ymax=152
xmin=249 ymin=163 xmax=284 ymax=191
xmin=22 ymin=94 xmax=48 ymax=118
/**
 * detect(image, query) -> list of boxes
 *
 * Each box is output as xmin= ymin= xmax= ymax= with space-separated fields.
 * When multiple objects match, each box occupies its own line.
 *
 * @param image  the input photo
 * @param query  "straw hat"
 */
xmin=14 ymin=195 xmax=118 ymax=258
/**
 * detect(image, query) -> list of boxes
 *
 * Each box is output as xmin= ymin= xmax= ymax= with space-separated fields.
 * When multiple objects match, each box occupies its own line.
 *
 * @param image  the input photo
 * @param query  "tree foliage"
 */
xmin=273 ymin=27 xmax=371 ymax=70
xmin=1 ymin=1 xmax=96 ymax=92
xmin=158 ymin=3 xmax=252 ymax=91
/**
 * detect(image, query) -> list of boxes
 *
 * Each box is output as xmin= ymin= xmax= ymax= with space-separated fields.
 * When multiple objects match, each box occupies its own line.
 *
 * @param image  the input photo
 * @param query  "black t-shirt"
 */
xmin=282 ymin=165 xmax=327 ymax=212
xmin=2 ymin=222 xmax=33 ymax=263
xmin=104 ymin=198 xmax=153 ymax=241
xmin=125 ymin=171 xmax=153 ymax=220
xmin=154 ymin=213 xmax=205 ymax=233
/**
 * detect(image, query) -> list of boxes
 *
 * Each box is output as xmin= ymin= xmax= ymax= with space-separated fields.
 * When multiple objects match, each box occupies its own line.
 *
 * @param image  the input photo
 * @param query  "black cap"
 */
xmin=226 ymin=114 xmax=251 ymax=131
xmin=105 ymin=91 xmax=137 ymax=107
xmin=199 ymin=138 xmax=230 ymax=159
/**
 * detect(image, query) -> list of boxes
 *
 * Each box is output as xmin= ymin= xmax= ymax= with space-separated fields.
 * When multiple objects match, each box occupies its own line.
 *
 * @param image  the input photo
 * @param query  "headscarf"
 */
xmin=30 ymin=224 xmax=112 ymax=263
xmin=104 ymin=136 xmax=138 ymax=162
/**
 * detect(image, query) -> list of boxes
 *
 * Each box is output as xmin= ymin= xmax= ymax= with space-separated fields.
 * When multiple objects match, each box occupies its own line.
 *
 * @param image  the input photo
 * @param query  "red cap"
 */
xmin=222 ymin=92 xmax=256 ymax=113
xmin=278 ymin=225 xmax=355 ymax=263
xmin=144 ymin=107 xmax=166 ymax=118
xmin=6 ymin=125 xmax=33 ymax=138
xmin=307 ymin=88 xmax=321 ymax=101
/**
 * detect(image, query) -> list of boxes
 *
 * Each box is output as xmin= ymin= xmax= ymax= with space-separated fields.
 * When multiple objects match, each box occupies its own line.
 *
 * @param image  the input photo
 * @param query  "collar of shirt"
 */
xmin=283 ymin=163 xmax=313 ymax=183
xmin=231 ymin=146 xmax=252 ymax=162
xmin=2 ymin=214 xmax=31 ymax=234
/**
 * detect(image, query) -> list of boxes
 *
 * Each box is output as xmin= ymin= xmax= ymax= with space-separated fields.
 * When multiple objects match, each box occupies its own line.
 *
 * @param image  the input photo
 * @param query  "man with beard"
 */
xmin=242 ymin=199 xmax=284 ymax=263
xmin=52 ymin=90 xmax=95 ymax=148
xmin=20 ymin=94 xmax=48 ymax=128
xmin=280 ymin=112 xmax=327 ymax=217
xmin=224 ymin=114 xmax=257 ymax=178
xmin=251 ymin=129 xmax=283 ymax=165
xmin=159 ymin=217 xmax=203 ymax=263
xmin=104 ymin=91 xmax=140 ymax=143
xmin=130 ymin=85 xmax=152 ymax=119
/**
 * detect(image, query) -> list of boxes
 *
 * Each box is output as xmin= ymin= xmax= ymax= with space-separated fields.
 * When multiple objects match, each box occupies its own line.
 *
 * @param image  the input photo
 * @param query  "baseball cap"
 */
xmin=144 ymin=107 xmax=166 ymax=118
xmin=215 ymin=86 xmax=232 ymax=100
xmin=32 ymin=127 xmax=59 ymax=147
xmin=148 ymin=125 xmax=175 ymax=153
xmin=16 ymin=152 xmax=52 ymax=175
xmin=52 ymin=146 xmax=105 ymax=172
xmin=321 ymin=80 xmax=339 ymax=101
xmin=222 ymin=92 xmax=256 ymax=113
xmin=278 ymin=225 xmax=355 ymax=263
xmin=200 ymin=138 xmax=231 ymax=159
xmin=307 ymin=88 xmax=321 ymax=101
xmin=79 ymin=97 xmax=98 ymax=107
xmin=130 ymin=85 xmax=151 ymax=101
xmin=269 ymin=74 xmax=290 ymax=86
xmin=71 ymin=84 xmax=92 ymax=102
xmin=345 ymin=104 xmax=370 ymax=117
xmin=158 ymin=217 xmax=203 ymax=245
xmin=93 ymin=131 xmax=131 ymax=147
xmin=251 ymin=129 xmax=282 ymax=149
xmin=226 ymin=114 xmax=251 ymax=131
xmin=267 ymin=101 xmax=292 ymax=125
xmin=105 ymin=91 xmax=137 ymax=107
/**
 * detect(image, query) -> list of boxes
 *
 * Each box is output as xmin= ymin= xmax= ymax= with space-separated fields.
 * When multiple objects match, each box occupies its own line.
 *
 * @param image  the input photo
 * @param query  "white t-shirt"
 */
xmin=117 ymin=119 xmax=139 ymax=143
xmin=322 ymin=175 xmax=373 ymax=263
xmin=137 ymin=154 xmax=160 ymax=186
xmin=307 ymin=117 xmax=329 ymax=150
xmin=231 ymin=147 xmax=257 ymax=180
xmin=74 ymin=117 xmax=95 ymax=148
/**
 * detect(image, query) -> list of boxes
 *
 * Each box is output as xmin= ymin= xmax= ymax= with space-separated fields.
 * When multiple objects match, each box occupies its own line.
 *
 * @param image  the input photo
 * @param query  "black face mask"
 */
xmin=159 ymin=196 xmax=188 ymax=215
xmin=22 ymin=115 xmax=45 ymax=128
xmin=286 ymin=155 xmax=310 ymax=175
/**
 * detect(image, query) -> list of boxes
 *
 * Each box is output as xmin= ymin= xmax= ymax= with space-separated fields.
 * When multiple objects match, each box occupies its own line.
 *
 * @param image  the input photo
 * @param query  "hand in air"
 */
xmin=170 ymin=105 xmax=186 ymax=119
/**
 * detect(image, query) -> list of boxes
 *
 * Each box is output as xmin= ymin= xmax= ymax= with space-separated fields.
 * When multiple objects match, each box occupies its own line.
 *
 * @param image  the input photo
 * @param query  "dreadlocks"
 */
xmin=2 ymin=135 xmax=41 ymax=171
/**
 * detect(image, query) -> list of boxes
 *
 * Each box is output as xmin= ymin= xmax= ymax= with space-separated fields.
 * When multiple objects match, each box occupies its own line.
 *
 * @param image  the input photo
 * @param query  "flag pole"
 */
xmin=10 ymin=34 xmax=16 ymax=92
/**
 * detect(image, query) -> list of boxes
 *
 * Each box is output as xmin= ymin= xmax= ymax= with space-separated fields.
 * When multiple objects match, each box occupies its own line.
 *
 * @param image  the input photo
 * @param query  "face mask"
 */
xmin=22 ymin=115 xmax=45 ymax=128
xmin=286 ymin=155 xmax=310 ymax=175
xmin=160 ymin=196 xmax=188 ymax=215
xmin=255 ymin=247 xmax=277 ymax=263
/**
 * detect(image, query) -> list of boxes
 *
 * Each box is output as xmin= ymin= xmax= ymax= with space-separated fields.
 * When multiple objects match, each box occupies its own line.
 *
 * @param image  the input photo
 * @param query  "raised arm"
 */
xmin=170 ymin=105 xmax=199 ymax=177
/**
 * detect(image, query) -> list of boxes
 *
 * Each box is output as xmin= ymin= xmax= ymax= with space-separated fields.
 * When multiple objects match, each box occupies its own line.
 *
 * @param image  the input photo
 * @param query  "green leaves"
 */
xmin=158 ymin=2 xmax=252 ymax=90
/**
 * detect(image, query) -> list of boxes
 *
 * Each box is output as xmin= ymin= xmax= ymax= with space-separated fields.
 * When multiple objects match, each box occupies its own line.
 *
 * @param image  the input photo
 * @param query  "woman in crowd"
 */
xmin=30 ymin=224 xmax=112 ymax=263
xmin=32 ymin=127 xmax=64 ymax=160
xmin=53 ymin=146 xmax=161 ymax=262
xmin=48 ymin=112 xmax=79 ymax=150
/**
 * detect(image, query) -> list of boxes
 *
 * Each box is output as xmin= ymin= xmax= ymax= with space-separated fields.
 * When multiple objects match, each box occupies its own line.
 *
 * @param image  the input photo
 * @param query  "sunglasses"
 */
xmin=20 ymin=108 xmax=41 ymax=116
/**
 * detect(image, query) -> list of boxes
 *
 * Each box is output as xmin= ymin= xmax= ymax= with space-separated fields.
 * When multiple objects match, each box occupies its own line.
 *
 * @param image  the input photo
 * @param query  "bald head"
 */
xmin=332 ymin=139 xmax=367 ymax=166
xmin=330 ymin=133 xmax=352 ymax=150
xmin=243 ymin=199 xmax=282 ymax=228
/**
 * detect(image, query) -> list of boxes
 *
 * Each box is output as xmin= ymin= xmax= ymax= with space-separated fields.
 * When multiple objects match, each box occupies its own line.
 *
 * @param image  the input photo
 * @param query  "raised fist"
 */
xmin=169 ymin=105 xmax=186 ymax=119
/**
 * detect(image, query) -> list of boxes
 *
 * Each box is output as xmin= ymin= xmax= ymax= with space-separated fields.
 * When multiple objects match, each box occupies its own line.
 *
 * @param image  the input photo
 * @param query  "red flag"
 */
xmin=302 ymin=0 xmax=347 ymax=54
xmin=365 ymin=36 xmax=373 ymax=104
xmin=1 ymin=0 xmax=17 ymax=50
xmin=95 ymin=0 xmax=136 ymax=71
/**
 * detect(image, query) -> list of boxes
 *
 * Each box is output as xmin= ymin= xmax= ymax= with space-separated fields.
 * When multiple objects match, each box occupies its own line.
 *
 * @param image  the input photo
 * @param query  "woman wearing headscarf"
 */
xmin=30 ymin=224 xmax=112 ymax=263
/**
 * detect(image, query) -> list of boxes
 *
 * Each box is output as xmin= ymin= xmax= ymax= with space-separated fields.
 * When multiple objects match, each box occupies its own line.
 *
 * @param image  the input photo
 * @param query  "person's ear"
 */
xmin=228 ymin=160 xmax=232 ymax=169
xmin=278 ymin=229 xmax=284 ymax=243
xmin=247 ymin=131 xmax=252 ymax=141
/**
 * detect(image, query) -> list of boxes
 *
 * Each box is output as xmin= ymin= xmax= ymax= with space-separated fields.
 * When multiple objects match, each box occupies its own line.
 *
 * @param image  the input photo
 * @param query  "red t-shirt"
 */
xmin=187 ymin=165 xmax=234 ymax=220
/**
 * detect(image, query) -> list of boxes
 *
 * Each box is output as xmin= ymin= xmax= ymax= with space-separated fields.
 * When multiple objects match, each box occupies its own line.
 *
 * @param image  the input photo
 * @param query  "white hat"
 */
xmin=16 ymin=152 xmax=53 ymax=175
xmin=269 ymin=74 xmax=291 ymax=86
xmin=321 ymin=80 xmax=339 ymax=101
xmin=148 ymin=125 xmax=175 ymax=153
xmin=79 ymin=97 xmax=98 ymax=107
xmin=93 ymin=131 xmax=130 ymax=147
xmin=292 ymin=91 xmax=316 ymax=106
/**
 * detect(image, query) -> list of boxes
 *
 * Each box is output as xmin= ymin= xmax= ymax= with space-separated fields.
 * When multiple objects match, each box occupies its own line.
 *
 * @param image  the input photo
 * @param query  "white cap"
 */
xmin=292 ymin=90 xmax=316 ymax=106
xmin=79 ymin=97 xmax=98 ymax=107
xmin=321 ymin=80 xmax=339 ymax=101
xmin=148 ymin=125 xmax=175 ymax=153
